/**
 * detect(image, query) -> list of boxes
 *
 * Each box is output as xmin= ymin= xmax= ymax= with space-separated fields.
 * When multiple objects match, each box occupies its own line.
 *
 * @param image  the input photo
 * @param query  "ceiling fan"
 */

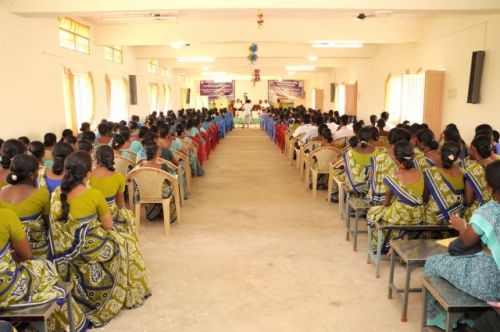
xmin=100 ymin=11 xmax=179 ymax=23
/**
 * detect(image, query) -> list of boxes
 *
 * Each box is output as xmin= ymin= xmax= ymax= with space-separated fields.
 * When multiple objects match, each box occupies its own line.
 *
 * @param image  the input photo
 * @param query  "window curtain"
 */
xmin=109 ymin=78 xmax=127 ymax=121
xmin=400 ymin=73 xmax=425 ymax=124
xmin=62 ymin=67 xmax=77 ymax=132
xmin=336 ymin=84 xmax=346 ymax=115
xmin=386 ymin=75 xmax=403 ymax=124
xmin=87 ymin=71 xmax=95 ymax=125
xmin=149 ymin=82 xmax=159 ymax=113
xmin=123 ymin=76 xmax=129 ymax=118
xmin=105 ymin=74 xmax=111 ymax=115
xmin=384 ymin=74 xmax=392 ymax=113
xmin=161 ymin=84 xmax=166 ymax=112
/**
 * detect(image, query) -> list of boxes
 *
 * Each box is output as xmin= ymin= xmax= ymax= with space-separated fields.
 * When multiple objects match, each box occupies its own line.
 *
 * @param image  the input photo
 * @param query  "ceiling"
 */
xmin=4 ymin=0 xmax=500 ymax=80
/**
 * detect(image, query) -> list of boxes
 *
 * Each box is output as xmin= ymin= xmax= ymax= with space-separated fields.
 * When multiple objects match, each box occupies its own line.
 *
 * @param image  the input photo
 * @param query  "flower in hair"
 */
xmin=448 ymin=154 xmax=455 ymax=161
xmin=404 ymin=156 xmax=412 ymax=160
xmin=11 ymin=174 xmax=17 ymax=181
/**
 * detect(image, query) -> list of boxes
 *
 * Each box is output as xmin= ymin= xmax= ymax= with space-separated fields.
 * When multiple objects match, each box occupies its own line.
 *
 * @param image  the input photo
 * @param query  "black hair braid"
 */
xmin=440 ymin=141 xmax=460 ymax=169
xmin=394 ymin=141 xmax=414 ymax=169
xmin=58 ymin=151 xmax=92 ymax=221
xmin=96 ymin=145 xmax=115 ymax=171
xmin=1 ymin=139 xmax=26 ymax=169
xmin=472 ymin=135 xmax=493 ymax=159
xmin=51 ymin=142 xmax=73 ymax=175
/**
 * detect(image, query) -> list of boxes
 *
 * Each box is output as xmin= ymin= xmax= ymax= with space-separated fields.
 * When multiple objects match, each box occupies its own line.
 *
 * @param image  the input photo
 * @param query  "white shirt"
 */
xmin=242 ymin=103 xmax=253 ymax=116
xmin=333 ymin=126 xmax=354 ymax=141
xmin=234 ymin=102 xmax=243 ymax=110
xmin=262 ymin=102 xmax=270 ymax=109
xmin=302 ymin=125 xmax=318 ymax=144
xmin=327 ymin=122 xmax=339 ymax=133
xmin=292 ymin=124 xmax=311 ymax=138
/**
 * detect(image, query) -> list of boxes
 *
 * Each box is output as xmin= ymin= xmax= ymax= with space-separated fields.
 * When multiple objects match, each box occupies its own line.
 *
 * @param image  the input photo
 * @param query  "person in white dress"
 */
xmin=242 ymin=100 xmax=253 ymax=129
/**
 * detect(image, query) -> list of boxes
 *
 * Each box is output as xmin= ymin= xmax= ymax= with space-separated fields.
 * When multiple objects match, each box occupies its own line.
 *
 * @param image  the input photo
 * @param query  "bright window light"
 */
xmin=311 ymin=40 xmax=364 ymax=48
xmin=177 ymin=56 xmax=215 ymax=63
xmin=308 ymin=55 xmax=318 ymax=61
xmin=170 ymin=41 xmax=187 ymax=49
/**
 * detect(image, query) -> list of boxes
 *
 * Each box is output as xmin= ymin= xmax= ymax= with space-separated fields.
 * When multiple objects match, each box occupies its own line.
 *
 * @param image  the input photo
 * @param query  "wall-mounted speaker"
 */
xmin=186 ymin=88 xmax=191 ymax=104
xmin=467 ymin=51 xmax=485 ymax=104
xmin=129 ymin=75 xmax=138 ymax=105
xmin=330 ymin=83 xmax=336 ymax=103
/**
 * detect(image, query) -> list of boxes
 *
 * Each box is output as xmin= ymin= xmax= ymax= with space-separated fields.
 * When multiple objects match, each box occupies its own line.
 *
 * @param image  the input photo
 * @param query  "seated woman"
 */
xmin=443 ymin=126 xmax=469 ymax=169
xmin=424 ymin=160 xmax=500 ymax=331
xmin=158 ymin=124 xmax=180 ymax=166
xmin=43 ymin=132 xmax=57 ymax=168
xmin=464 ymin=135 xmax=497 ymax=220
xmin=423 ymin=142 xmax=465 ymax=225
xmin=38 ymin=142 xmax=73 ymax=194
xmin=77 ymin=122 xmax=91 ymax=140
xmin=96 ymin=122 xmax=112 ymax=146
xmin=0 ymin=208 xmax=87 ymax=331
xmin=111 ymin=133 xmax=131 ymax=160
xmin=344 ymin=127 xmax=380 ymax=194
xmin=175 ymin=123 xmax=204 ymax=177
xmin=0 ymin=139 xmax=26 ymax=189
xmin=0 ymin=155 xmax=50 ymax=258
xmin=135 ymin=141 xmax=178 ymax=222
xmin=367 ymin=141 xmax=425 ymax=252
xmin=48 ymin=151 xmax=149 ymax=327
xmin=28 ymin=140 xmax=46 ymax=169
xmin=367 ymin=128 xmax=411 ymax=205
xmin=414 ymin=128 xmax=441 ymax=170
xmin=119 ymin=125 xmax=143 ymax=155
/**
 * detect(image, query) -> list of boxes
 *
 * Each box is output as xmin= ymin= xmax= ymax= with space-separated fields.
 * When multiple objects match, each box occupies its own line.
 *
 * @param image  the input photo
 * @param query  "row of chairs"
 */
xmin=268 ymin=126 xmax=493 ymax=330
xmin=114 ymin=140 xmax=204 ymax=235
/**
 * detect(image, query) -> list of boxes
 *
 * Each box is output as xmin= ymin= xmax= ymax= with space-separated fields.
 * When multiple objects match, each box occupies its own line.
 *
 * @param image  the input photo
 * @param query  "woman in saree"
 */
xmin=423 ymin=141 xmax=465 ymax=225
xmin=0 ymin=139 xmax=25 ymax=189
xmin=89 ymin=146 xmax=151 ymax=306
xmin=135 ymin=140 xmax=178 ymax=223
xmin=367 ymin=141 xmax=426 ymax=252
xmin=443 ymin=126 xmax=470 ymax=170
xmin=464 ymin=135 xmax=496 ymax=220
xmin=175 ymin=123 xmax=204 ymax=177
xmin=38 ymin=142 xmax=73 ymax=194
xmin=0 ymin=155 xmax=50 ymax=259
xmin=367 ymin=128 xmax=411 ymax=205
xmin=343 ymin=127 xmax=380 ymax=195
xmin=0 ymin=208 xmax=88 ymax=331
xmin=414 ymin=128 xmax=441 ymax=171
xmin=48 ymin=151 xmax=147 ymax=327
xmin=424 ymin=160 xmax=500 ymax=331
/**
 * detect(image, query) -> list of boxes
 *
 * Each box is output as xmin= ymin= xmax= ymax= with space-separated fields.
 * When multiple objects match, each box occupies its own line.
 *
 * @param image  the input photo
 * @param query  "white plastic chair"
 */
xmin=305 ymin=147 xmax=342 ymax=197
xmin=126 ymin=167 xmax=181 ymax=235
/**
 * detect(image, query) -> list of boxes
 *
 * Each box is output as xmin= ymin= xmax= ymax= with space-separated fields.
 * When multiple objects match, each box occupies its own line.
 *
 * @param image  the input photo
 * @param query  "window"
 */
xmin=335 ymin=84 xmax=346 ymax=115
xmin=109 ymin=78 xmax=128 ymax=121
xmin=58 ymin=17 xmax=90 ymax=54
xmin=147 ymin=59 xmax=159 ymax=74
xmin=148 ymin=82 xmax=159 ymax=112
xmin=385 ymin=73 xmax=425 ymax=124
xmin=104 ymin=45 xmax=123 ymax=64
xmin=73 ymin=74 xmax=93 ymax=126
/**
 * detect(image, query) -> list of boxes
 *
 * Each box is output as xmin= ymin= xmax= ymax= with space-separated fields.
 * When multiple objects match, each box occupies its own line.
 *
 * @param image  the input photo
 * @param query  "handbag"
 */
xmin=448 ymin=237 xmax=483 ymax=256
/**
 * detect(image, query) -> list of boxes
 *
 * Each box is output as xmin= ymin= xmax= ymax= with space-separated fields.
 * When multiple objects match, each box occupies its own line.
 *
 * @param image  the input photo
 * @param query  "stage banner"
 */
xmin=268 ymin=80 xmax=305 ymax=100
xmin=200 ymin=80 xmax=235 ymax=101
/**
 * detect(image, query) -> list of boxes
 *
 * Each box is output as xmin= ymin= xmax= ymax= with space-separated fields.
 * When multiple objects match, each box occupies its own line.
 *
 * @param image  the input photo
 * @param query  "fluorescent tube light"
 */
xmin=286 ymin=66 xmax=315 ymax=71
xmin=177 ymin=56 xmax=215 ymax=63
xmin=170 ymin=41 xmax=188 ymax=49
xmin=311 ymin=40 xmax=364 ymax=48
xmin=308 ymin=55 xmax=318 ymax=61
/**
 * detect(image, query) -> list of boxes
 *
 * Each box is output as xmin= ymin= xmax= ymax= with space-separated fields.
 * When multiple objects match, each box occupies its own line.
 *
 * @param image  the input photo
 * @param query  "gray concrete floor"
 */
xmin=100 ymin=128 xmax=423 ymax=331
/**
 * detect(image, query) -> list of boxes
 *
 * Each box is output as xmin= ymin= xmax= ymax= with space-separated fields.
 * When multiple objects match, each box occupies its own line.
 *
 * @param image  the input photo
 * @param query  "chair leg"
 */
xmin=135 ymin=202 xmax=141 ymax=234
xmin=327 ymin=176 xmax=333 ymax=203
xmin=162 ymin=199 xmax=171 ymax=235
xmin=174 ymin=183 xmax=182 ymax=224
xmin=312 ymin=174 xmax=318 ymax=197
xmin=305 ymin=169 xmax=310 ymax=190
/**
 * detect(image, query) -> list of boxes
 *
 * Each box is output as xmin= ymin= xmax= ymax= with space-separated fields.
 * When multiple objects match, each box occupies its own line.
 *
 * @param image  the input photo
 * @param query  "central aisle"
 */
xmin=102 ymin=128 xmax=421 ymax=331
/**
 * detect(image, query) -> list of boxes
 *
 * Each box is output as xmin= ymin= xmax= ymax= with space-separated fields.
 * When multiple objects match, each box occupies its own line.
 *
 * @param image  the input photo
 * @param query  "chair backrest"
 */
xmin=126 ymin=167 xmax=178 ymax=202
xmin=121 ymin=149 xmax=137 ymax=162
xmin=136 ymin=158 xmax=178 ymax=171
xmin=172 ymin=150 xmax=188 ymax=162
xmin=114 ymin=155 xmax=135 ymax=176
xmin=311 ymin=147 xmax=342 ymax=173
xmin=333 ymin=136 xmax=351 ymax=149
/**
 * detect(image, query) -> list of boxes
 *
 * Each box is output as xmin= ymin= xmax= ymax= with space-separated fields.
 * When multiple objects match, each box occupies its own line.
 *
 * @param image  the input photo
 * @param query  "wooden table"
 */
xmin=367 ymin=222 xmax=451 ymax=278
xmin=388 ymin=239 xmax=448 ymax=322
xmin=0 ymin=282 xmax=75 ymax=332
xmin=422 ymin=276 xmax=490 ymax=332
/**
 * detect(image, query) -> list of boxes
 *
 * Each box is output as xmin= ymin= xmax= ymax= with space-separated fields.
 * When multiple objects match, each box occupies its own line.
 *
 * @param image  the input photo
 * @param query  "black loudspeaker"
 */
xmin=129 ymin=75 xmax=138 ymax=105
xmin=330 ymin=83 xmax=336 ymax=103
xmin=467 ymin=51 xmax=485 ymax=104
xmin=186 ymin=88 xmax=191 ymax=104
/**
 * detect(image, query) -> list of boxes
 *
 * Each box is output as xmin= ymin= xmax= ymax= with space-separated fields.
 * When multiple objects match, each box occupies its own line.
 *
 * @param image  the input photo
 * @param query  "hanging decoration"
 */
xmin=252 ymin=69 xmax=261 ymax=86
xmin=257 ymin=11 xmax=264 ymax=27
xmin=248 ymin=43 xmax=259 ymax=64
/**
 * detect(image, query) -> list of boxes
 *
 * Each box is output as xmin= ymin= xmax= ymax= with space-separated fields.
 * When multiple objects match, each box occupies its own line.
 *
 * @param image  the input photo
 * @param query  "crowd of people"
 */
xmin=261 ymin=107 xmax=499 ymax=332
xmin=0 ymin=108 xmax=234 ymax=331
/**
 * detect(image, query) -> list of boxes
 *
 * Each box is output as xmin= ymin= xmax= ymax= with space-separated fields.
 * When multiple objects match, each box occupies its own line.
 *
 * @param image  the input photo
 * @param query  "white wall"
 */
xmin=335 ymin=14 xmax=500 ymax=142
xmin=0 ymin=6 xmax=183 ymax=140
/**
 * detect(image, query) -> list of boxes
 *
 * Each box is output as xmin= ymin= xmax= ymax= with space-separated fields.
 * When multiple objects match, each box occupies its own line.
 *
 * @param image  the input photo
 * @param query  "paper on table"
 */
xmin=435 ymin=237 xmax=459 ymax=248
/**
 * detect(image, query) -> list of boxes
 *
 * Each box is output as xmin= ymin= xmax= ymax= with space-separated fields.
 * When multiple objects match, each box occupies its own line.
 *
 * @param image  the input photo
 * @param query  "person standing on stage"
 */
xmin=242 ymin=99 xmax=253 ymax=129
xmin=262 ymin=99 xmax=271 ymax=111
